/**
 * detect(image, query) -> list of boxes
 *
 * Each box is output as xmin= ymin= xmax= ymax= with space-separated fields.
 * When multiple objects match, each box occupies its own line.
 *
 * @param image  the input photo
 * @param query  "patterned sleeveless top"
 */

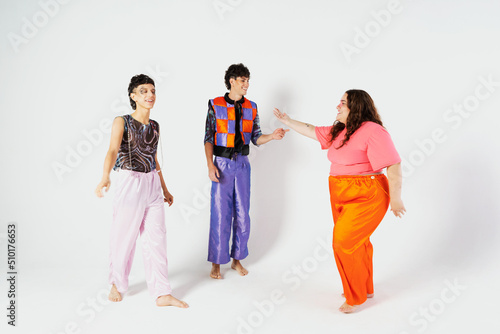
xmin=113 ymin=115 xmax=159 ymax=173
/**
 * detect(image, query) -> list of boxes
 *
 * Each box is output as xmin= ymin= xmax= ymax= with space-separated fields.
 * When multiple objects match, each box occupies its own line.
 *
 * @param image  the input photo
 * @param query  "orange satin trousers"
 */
xmin=329 ymin=174 xmax=390 ymax=306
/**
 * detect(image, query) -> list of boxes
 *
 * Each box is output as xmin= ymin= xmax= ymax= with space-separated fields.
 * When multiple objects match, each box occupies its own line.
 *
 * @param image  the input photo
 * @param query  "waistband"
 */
xmin=214 ymin=145 xmax=249 ymax=158
xmin=329 ymin=173 xmax=385 ymax=180
xmin=215 ymin=153 xmax=249 ymax=162
xmin=116 ymin=169 xmax=158 ymax=176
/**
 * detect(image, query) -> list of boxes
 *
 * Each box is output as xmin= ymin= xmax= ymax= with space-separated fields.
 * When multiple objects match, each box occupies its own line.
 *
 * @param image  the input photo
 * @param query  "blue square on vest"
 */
xmin=216 ymin=133 xmax=227 ymax=146
xmin=214 ymin=105 xmax=228 ymax=119
xmin=227 ymin=120 xmax=235 ymax=134
xmin=242 ymin=107 xmax=253 ymax=120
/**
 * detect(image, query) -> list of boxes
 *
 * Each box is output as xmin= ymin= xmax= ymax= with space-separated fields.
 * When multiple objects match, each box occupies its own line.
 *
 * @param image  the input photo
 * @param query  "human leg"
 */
xmin=138 ymin=171 xmax=188 ymax=307
xmin=208 ymin=157 xmax=235 ymax=274
xmin=108 ymin=171 xmax=147 ymax=298
xmin=231 ymin=155 xmax=251 ymax=261
xmin=139 ymin=172 xmax=172 ymax=299
xmin=329 ymin=175 xmax=390 ymax=310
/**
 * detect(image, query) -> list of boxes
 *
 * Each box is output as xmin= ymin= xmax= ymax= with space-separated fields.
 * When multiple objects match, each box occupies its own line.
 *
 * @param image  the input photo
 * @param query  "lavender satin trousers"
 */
xmin=208 ymin=155 xmax=251 ymax=264
xmin=109 ymin=170 xmax=172 ymax=299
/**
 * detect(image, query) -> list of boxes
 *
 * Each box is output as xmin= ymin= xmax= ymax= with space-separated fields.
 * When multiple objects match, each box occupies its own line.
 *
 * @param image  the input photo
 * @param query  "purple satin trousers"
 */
xmin=109 ymin=170 xmax=172 ymax=299
xmin=208 ymin=155 xmax=251 ymax=264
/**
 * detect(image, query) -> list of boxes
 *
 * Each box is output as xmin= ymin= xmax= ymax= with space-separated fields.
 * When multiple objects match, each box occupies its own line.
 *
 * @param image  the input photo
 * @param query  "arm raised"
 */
xmin=255 ymin=128 xmax=289 ymax=145
xmin=273 ymin=108 xmax=318 ymax=141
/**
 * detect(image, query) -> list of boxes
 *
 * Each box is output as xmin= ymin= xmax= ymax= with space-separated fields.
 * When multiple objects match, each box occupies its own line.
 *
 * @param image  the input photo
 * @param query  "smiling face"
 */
xmin=130 ymin=84 xmax=156 ymax=110
xmin=230 ymin=76 xmax=249 ymax=97
xmin=336 ymin=93 xmax=350 ymax=124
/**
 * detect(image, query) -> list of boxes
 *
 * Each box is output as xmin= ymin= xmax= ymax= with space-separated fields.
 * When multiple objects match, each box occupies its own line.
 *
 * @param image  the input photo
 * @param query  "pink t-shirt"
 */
xmin=315 ymin=122 xmax=401 ymax=176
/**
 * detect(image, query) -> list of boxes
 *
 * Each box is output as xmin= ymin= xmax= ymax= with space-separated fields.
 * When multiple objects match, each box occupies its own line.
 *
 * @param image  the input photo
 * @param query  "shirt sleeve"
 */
xmin=204 ymin=100 xmax=216 ymax=145
xmin=251 ymin=110 xmax=263 ymax=146
xmin=366 ymin=125 xmax=401 ymax=170
xmin=314 ymin=126 xmax=333 ymax=150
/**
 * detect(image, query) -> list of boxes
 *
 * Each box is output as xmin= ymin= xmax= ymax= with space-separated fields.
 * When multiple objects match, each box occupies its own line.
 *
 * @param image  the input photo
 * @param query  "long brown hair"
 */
xmin=328 ymin=89 xmax=383 ymax=148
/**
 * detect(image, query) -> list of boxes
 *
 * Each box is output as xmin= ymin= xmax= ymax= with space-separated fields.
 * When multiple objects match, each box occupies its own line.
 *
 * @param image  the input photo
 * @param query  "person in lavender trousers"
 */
xmin=204 ymin=63 xmax=288 ymax=279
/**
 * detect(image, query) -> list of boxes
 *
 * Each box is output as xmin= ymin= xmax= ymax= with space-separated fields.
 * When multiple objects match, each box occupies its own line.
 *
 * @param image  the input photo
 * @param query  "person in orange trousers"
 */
xmin=273 ymin=89 xmax=406 ymax=313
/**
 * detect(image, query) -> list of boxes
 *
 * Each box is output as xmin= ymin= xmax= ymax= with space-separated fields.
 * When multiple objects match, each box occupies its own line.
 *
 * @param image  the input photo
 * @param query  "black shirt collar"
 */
xmin=224 ymin=92 xmax=245 ymax=105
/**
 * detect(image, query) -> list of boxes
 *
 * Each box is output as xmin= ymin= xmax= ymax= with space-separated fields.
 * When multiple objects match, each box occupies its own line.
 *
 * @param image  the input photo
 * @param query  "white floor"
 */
xmin=3 ymin=241 xmax=499 ymax=334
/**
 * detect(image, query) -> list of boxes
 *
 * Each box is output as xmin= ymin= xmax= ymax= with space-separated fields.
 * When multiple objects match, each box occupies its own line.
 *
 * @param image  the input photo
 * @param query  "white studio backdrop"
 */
xmin=1 ymin=0 xmax=499 ymax=333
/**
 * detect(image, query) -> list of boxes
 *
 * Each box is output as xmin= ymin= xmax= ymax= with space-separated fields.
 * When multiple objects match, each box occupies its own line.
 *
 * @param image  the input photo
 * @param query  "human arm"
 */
xmin=365 ymin=124 xmax=405 ymax=217
xmin=386 ymin=162 xmax=406 ymax=218
xmin=249 ymin=109 xmax=288 ymax=146
xmin=255 ymin=128 xmax=289 ymax=145
xmin=155 ymin=154 xmax=173 ymax=206
xmin=204 ymin=103 xmax=220 ymax=182
xmin=273 ymin=108 xmax=318 ymax=141
xmin=204 ymin=142 xmax=220 ymax=182
xmin=95 ymin=117 xmax=124 ymax=197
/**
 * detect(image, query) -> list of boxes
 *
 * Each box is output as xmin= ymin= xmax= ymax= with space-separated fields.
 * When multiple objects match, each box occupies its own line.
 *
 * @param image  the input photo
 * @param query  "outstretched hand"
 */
xmin=271 ymin=128 xmax=289 ymax=140
xmin=273 ymin=108 xmax=291 ymax=125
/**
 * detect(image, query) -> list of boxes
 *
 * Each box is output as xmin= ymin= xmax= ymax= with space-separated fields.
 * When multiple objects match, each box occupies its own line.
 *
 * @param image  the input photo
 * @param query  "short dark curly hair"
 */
xmin=128 ymin=74 xmax=155 ymax=110
xmin=224 ymin=63 xmax=250 ymax=90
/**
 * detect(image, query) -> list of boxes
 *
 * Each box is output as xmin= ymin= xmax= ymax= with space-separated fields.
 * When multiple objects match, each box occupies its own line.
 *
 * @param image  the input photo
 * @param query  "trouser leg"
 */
xmin=329 ymin=175 xmax=389 ymax=306
xmin=231 ymin=155 xmax=251 ymax=260
xmin=208 ymin=157 xmax=235 ymax=264
xmin=364 ymin=239 xmax=374 ymax=295
xmin=109 ymin=171 xmax=146 ymax=294
xmin=140 ymin=171 xmax=172 ymax=299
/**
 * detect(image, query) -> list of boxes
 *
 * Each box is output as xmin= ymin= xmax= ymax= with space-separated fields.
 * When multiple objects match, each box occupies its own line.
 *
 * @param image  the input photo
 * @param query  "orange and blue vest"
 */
xmin=210 ymin=96 xmax=257 ymax=148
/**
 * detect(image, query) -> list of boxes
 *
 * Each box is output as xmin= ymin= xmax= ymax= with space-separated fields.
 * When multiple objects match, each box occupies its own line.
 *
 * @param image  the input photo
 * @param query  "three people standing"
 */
xmin=95 ymin=67 xmax=405 ymax=314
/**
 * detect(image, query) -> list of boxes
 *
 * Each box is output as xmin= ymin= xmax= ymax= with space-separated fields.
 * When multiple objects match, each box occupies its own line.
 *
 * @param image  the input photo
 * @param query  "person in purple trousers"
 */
xmin=95 ymin=74 xmax=188 ymax=307
xmin=204 ymin=64 xmax=289 ymax=279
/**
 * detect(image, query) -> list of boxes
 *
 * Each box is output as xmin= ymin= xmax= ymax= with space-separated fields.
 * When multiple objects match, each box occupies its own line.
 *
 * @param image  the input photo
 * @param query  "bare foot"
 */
xmin=341 ymin=293 xmax=374 ymax=298
xmin=339 ymin=302 xmax=357 ymax=313
xmin=156 ymin=294 xmax=189 ymax=308
xmin=231 ymin=260 xmax=248 ymax=276
xmin=210 ymin=263 xmax=222 ymax=279
xmin=108 ymin=284 xmax=122 ymax=302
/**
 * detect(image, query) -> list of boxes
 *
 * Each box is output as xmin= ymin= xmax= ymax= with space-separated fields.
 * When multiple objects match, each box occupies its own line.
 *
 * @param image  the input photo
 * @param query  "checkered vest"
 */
xmin=210 ymin=96 xmax=257 ymax=147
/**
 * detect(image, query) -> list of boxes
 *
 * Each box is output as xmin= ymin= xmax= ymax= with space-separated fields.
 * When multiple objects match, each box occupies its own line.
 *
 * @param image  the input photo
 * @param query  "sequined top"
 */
xmin=113 ymin=115 xmax=159 ymax=173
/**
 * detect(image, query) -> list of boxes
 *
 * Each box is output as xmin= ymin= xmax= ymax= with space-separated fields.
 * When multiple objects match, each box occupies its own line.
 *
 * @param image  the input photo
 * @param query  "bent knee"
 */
xmin=333 ymin=236 xmax=356 ymax=253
